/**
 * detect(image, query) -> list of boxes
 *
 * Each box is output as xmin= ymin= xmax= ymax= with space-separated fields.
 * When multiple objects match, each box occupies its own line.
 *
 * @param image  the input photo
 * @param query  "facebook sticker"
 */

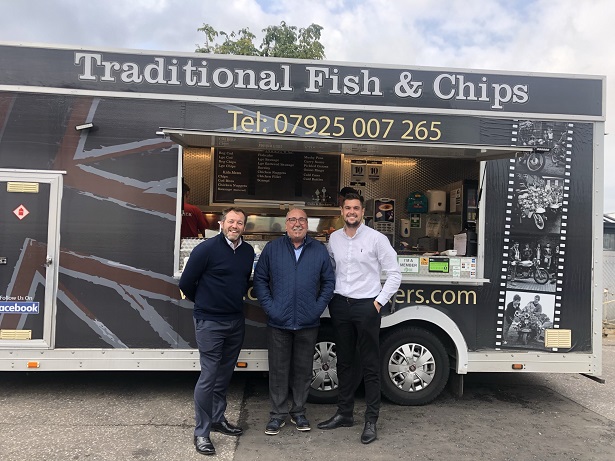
xmin=0 ymin=302 xmax=40 ymax=314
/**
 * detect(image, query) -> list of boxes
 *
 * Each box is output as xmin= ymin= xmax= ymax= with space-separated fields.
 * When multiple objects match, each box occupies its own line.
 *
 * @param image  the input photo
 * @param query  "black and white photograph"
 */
xmin=501 ymin=291 xmax=555 ymax=349
xmin=506 ymin=235 xmax=559 ymax=292
xmin=514 ymin=120 xmax=570 ymax=176
xmin=510 ymin=173 xmax=565 ymax=234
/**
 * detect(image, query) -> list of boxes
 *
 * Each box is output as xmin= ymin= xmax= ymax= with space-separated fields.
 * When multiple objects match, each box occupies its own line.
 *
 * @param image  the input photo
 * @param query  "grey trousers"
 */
xmin=194 ymin=317 xmax=244 ymax=437
xmin=267 ymin=325 xmax=319 ymax=419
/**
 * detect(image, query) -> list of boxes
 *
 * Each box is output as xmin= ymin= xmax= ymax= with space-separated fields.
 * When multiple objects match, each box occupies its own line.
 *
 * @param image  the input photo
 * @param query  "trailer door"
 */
xmin=0 ymin=170 xmax=63 ymax=349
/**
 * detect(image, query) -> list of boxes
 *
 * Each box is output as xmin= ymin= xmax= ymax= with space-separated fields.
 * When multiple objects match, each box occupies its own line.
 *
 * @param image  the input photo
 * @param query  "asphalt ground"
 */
xmin=1 ymin=338 xmax=614 ymax=461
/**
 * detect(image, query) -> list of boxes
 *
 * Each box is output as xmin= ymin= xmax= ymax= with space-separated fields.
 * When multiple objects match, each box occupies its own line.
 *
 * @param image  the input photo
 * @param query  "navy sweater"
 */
xmin=253 ymin=234 xmax=335 ymax=330
xmin=179 ymin=233 xmax=254 ymax=321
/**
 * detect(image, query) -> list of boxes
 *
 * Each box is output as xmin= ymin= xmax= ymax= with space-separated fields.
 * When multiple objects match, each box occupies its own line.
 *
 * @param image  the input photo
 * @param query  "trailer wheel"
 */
xmin=308 ymin=324 xmax=340 ymax=404
xmin=380 ymin=327 xmax=449 ymax=406
xmin=308 ymin=323 xmax=363 ymax=404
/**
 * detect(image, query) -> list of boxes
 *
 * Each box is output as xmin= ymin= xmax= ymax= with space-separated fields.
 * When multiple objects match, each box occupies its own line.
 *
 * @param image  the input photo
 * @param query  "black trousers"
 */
xmin=329 ymin=294 xmax=382 ymax=423
xmin=267 ymin=325 xmax=319 ymax=419
xmin=193 ymin=317 xmax=244 ymax=437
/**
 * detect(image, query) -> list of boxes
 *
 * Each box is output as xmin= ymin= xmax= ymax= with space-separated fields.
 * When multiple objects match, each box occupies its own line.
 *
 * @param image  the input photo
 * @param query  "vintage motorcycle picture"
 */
xmin=508 ymin=252 xmax=549 ymax=284
xmin=502 ymin=292 xmax=555 ymax=348
xmin=506 ymin=237 xmax=558 ymax=293
xmin=514 ymin=307 xmax=550 ymax=345
xmin=515 ymin=120 xmax=570 ymax=175
xmin=511 ymin=174 xmax=563 ymax=234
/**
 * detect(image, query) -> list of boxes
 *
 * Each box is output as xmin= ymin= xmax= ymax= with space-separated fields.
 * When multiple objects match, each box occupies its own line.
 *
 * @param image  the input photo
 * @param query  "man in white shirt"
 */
xmin=317 ymin=193 xmax=401 ymax=444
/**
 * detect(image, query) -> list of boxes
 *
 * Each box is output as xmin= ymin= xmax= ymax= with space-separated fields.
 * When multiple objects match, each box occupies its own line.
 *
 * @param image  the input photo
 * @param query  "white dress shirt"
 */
xmin=328 ymin=223 xmax=402 ymax=306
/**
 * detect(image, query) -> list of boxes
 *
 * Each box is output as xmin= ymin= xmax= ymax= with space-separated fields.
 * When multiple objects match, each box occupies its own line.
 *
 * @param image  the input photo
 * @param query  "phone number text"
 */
xmin=228 ymin=110 xmax=442 ymax=141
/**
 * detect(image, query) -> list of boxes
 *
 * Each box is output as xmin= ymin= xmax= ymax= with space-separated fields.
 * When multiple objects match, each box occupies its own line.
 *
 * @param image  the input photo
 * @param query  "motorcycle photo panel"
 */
xmin=511 ymin=173 xmax=564 ymax=234
xmin=506 ymin=237 xmax=558 ymax=293
xmin=496 ymin=120 xmax=573 ymax=352
xmin=501 ymin=292 xmax=556 ymax=347
xmin=515 ymin=120 xmax=571 ymax=175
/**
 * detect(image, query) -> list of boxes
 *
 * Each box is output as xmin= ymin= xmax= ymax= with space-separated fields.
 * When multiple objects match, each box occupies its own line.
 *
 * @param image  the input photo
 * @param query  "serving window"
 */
xmin=168 ymin=130 xmax=523 ymax=282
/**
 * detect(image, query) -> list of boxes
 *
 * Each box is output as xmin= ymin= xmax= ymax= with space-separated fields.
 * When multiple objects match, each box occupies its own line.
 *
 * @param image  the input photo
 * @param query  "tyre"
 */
xmin=380 ymin=327 xmax=449 ymax=406
xmin=533 ymin=268 xmax=549 ymax=284
xmin=308 ymin=323 xmax=339 ymax=404
xmin=519 ymin=331 xmax=529 ymax=345
xmin=526 ymin=152 xmax=545 ymax=172
xmin=533 ymin=213 xmax=545 ymax=230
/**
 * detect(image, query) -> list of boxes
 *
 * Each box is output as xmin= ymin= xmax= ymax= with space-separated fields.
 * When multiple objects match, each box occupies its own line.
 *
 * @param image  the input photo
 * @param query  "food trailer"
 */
xmin=0 ymin=43 xmax=605 ymax=405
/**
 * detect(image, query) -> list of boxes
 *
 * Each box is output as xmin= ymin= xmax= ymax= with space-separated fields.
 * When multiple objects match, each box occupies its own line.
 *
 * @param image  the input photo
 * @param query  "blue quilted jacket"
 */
xmin=253 ymin=234 xmax=335 ymax=330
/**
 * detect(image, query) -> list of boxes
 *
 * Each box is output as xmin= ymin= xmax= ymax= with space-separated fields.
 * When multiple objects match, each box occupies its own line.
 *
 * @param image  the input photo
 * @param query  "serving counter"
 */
xmin=178 ymin=237 xmax=488 ymax=285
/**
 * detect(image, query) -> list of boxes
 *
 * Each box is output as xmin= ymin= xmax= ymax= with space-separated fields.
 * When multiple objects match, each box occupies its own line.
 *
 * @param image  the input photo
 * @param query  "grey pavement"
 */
xmin=0 ymin=371 xmax=243 ymax=461
xmin=1 ymin=340 xmax=615 ymax=461
xmin=233 ymin=340 xmax=615 ymax=461
xmin=532 ymin=335 xmax=615 ymax=421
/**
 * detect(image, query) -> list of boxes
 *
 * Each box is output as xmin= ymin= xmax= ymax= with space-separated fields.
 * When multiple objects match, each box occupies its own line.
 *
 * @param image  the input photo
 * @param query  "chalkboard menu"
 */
xmin=213 ymin=149 xmax=340 ymax=206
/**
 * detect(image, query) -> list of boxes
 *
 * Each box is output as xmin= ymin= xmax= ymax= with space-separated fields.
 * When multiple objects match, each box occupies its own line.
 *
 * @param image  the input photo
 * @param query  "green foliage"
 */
xmin=196 ymin=21 xmax=325 ymax=59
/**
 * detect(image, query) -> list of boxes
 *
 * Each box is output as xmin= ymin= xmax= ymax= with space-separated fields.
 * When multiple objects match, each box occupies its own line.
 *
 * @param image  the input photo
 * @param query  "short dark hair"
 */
xmin=221 ymin=207 xmax=247 ymax=223
xmin=182 ymin=182 xmax=190 ymax=197
xmin=343 ymin=192 xmax=364 ymax=207
xmin=513 ymin=294 xmax=521 ymax=301
xmin=339 ymin=186 xmax=358 ymax=196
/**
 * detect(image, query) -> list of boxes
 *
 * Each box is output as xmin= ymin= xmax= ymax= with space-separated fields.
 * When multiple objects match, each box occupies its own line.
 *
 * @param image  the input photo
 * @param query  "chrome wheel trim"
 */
xmin=387 ymin=343 xmax=436 ymax=393
xmin=311 ymin=340 xmax=338 ymax=392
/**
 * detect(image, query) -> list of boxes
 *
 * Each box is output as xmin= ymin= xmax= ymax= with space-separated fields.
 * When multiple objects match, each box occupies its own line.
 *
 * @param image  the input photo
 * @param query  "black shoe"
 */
xmin=211 ymin=420 xmax=243 ymax=436
xmin=316 ymin=413 xmax=354 ymax=430
xmin=194 ymin=436 xmax=215 ymax=455
xmin=290 ymin=414 xmax=311 ymax=431
xmin=265 ymin=417 xmax=286 ymax=435
xmin=361 ymin=422 xmax=377 ymax=444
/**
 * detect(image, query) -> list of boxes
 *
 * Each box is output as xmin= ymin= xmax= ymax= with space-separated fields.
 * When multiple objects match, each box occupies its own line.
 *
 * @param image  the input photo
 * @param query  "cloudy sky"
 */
xmin=1 ymin=0 xmax=613 ymax=212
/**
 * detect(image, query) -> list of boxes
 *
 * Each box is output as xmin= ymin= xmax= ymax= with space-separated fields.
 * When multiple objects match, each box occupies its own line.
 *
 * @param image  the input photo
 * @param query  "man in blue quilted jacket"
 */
xmin=253 ymin=207 xmax=335 ymax=436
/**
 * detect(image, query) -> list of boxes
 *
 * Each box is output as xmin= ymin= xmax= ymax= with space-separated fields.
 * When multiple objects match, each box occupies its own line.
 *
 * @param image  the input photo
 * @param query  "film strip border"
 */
xmin=495 ymin=121 xmax=574 ymax=351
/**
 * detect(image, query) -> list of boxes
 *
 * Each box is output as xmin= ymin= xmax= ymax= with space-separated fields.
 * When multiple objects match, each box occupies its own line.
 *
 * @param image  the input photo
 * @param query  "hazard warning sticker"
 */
xmin=13 ymin=204 xmax=29 ymax=220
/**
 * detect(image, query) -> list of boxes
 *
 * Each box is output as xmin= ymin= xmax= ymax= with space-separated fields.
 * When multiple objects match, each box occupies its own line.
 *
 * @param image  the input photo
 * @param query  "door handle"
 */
xmin=45 ymin=256 xmax=53 ymax=267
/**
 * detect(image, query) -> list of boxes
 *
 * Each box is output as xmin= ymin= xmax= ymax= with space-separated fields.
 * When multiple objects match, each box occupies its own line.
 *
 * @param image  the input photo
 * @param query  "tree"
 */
xmin=196 ymin=21 xmax=325 ymax=59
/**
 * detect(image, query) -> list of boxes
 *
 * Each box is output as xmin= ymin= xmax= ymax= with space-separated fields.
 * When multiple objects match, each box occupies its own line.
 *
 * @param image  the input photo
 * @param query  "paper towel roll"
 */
xmin=427 ymin=190 xmax=446 ymax=213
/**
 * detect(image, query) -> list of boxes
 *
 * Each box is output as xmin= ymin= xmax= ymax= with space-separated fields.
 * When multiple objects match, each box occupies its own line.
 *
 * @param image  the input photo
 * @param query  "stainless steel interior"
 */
xmin=173 ymin=129 xmax=519 ymax=244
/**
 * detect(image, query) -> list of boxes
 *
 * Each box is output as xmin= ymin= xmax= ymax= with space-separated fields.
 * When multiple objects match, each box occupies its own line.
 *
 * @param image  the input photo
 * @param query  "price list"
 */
xmin=213 ymin=149 xmax=339 ymax=205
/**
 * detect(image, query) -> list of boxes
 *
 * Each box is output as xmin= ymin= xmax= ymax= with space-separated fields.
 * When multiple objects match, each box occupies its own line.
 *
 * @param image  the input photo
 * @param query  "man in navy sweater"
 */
xmin=179 ymin=207 xmax=254 ymax=456
xmin=253 ymin=207 xmax=335 ymax=436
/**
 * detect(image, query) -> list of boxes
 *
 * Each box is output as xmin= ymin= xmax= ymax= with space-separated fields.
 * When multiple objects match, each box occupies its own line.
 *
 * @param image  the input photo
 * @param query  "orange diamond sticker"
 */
xmin=13 ymin=204 xmax=29 ymax=220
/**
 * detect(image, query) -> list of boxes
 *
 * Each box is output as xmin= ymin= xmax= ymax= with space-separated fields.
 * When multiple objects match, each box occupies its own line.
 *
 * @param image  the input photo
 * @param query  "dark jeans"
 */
xmin=193 ymin=317 xmax=245 ymax=437
xmin=329 ymin=294 xmax=382 ymax=423
xmin=267 ymin=325 xmax=319 ymax=419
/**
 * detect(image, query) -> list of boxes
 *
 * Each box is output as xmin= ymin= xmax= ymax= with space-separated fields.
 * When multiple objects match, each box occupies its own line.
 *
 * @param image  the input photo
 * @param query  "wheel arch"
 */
xmin=381 ymin=306 xmax=469 ymax=375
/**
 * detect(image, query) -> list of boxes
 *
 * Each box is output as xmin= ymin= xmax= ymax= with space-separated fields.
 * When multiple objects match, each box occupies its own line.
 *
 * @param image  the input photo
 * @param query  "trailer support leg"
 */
xmin=448 ymin=371 xmax=464 ymax=398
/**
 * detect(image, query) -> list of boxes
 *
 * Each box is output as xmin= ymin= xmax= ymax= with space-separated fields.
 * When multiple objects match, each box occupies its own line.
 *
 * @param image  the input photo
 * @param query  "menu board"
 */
xmin=213 ymin=149 xmax=340 ymax=206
